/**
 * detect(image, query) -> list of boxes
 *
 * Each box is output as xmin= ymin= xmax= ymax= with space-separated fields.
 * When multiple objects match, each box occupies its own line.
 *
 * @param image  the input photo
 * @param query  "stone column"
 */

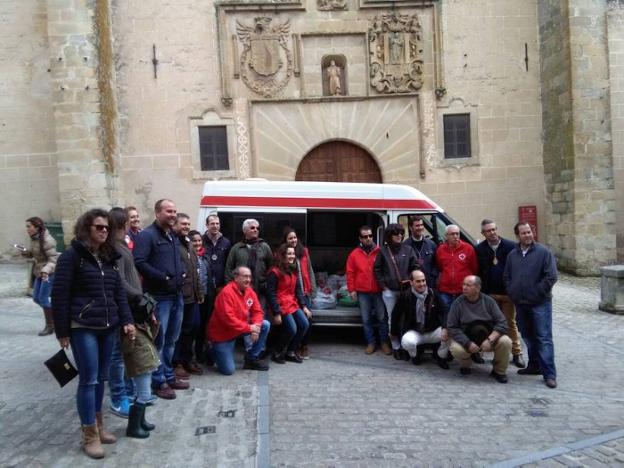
xmin=599 ymin=265 xmax=624 ymax=315
xmin=538 ymin=0 xmax=618 ymax=274
xmin=46 ymin=0 xmax=118 ymax=241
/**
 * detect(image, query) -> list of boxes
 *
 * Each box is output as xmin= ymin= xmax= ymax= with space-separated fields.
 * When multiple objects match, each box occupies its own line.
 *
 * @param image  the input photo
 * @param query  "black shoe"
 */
xmin=517 ymin=367 xmax=542 ymax=375
xmin=271 ymin=353 xmax=286 ymax=364
xmin=244 ymin=358 xmax=269 ymax=371
xmin=460 ymin=367 xmax=471 ymax=375
xmin=141 ymin=408 xmax=155 ymax=431
xmin=392 ymin=349 xmax=403 ymax=360
xmin=284 ymin=353 xmax=303 ymax=364
xmin=126 ymin=402 xmax=150 ymax=439
xmin=512 ymin=354 xmax=526 ymax=368
xmin=434 ymin=354 xmax=450 ymax=370
xmin=490 ymin=370 xmax=508 ymax=384
xmin=446 ymin=353 xmax=454 ymax=362
xmin=471 ymin=353 xmax=485 ymax=364
xmin=401 ymin=349 xmax=410 ymax=361
xmin=411 ymin=354 xmax=423 ymax=366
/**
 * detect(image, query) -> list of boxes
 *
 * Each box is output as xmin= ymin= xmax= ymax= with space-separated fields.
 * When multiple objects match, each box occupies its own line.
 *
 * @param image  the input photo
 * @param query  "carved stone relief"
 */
xmin=368 ymin=13 xmax=424 ymax=94
xmin=317 ymin=0 xmax=347 ymax=11
xmin=236 ymin=17 xmax=293 ymax=98
xmin=322 ymin=55 xmax=347 ymax=96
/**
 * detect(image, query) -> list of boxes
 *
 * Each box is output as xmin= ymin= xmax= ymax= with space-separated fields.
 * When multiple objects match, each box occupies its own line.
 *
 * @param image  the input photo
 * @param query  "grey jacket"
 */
xmin=503 ymin=242 xmax=558 ymax=306
xmin=447 ymin=294 xmax=508 ymax=349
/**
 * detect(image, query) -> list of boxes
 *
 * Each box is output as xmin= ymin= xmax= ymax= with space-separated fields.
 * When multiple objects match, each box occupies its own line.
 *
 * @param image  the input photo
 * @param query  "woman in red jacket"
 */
xmin=267 ymin=244 xmax=311 ymax=364
xmin=282 ymin=227 xmax=316 ymax=359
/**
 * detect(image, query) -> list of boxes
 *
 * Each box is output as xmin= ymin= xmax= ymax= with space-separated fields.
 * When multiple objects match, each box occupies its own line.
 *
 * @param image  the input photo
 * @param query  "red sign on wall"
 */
xmin=518 ymin=205 xmax=538 ymax=242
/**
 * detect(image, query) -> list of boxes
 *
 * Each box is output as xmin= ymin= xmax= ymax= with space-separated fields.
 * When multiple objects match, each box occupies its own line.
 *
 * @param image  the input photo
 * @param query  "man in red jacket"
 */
xmin=207 ymin=266 xmax=270 ymax=375
xmin=346 ymin=226 xmax=392 ymax=355
xmin=435 ymin=225 xmax=478 ymax=317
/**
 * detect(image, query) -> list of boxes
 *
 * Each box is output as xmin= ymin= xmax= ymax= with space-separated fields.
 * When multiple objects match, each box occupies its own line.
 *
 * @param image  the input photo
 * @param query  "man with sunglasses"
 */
xmin=346 ymin=226 xmax=391 ymax=355
xmin=133 ymin=199 xmax=188 ymax=400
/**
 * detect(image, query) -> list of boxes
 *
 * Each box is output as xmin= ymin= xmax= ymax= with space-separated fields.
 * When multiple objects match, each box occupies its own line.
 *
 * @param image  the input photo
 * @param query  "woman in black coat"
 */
xmin=51 ymin=209 xmax=135 ymax=459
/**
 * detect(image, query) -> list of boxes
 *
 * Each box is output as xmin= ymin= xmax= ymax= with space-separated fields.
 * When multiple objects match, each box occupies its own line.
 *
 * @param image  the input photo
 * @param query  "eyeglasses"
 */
xmin=391 ymin=232 xmax=404 ymax=236
xmin=360 ymin=234 xmax=373 ymax=239
xmin=92 ymin=224 xmax=109 ymax=232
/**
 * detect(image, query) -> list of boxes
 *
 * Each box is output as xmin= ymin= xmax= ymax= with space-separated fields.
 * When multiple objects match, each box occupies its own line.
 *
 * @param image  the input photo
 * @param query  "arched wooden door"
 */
xmin=295 ymin=141 xmax=382 ymax=183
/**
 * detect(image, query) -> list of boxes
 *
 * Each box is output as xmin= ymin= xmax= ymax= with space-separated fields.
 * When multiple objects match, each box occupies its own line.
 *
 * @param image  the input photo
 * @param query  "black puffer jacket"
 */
xmin=52 ymin=240 xmax=133 ymax=339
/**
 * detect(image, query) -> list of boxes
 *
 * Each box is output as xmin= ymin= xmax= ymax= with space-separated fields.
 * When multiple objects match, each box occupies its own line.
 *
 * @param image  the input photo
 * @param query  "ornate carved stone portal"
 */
xmin=368 ymin=13 xmax=424 ymax=94
xmin=317 ymin=0 xmax=347 ymax=11
xmin=236 ymin=17 xmax=293 ymax=97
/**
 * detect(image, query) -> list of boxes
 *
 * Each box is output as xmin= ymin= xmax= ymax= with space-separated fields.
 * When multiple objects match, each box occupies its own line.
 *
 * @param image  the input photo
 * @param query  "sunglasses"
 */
xmin=92 ymin=224 xmax=109 ymax=232
xmin=360 ymin=234 xmax=373 ymax=239
xmin=391 ymin=232 xmax=404 ymax=236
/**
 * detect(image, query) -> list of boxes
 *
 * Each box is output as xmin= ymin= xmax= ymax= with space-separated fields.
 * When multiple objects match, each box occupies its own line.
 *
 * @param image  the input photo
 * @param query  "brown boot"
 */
xmin=81 ymin=424 xmax=104 ymax=459
xmin=38 ymin=308 xmax=54 ymax=336
xmin=95 ymin=412 xmax=117 ymax=444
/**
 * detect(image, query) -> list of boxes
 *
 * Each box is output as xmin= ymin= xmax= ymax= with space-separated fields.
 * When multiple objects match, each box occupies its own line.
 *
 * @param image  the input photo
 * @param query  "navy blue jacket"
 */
xmin=133 ymin=221 xmax=186 ymax=298
xmin=201 ymin=233 xmax=231 ymax=288
xmin=476 ymin=237 xmax=515 ymax=295
xmin=51 ymin=240 xmax=133 ymax=339
xmin=404 ymin=237 xmax=438 ymax=288
xmin=503 ymin=242 xmax=558 ymax=305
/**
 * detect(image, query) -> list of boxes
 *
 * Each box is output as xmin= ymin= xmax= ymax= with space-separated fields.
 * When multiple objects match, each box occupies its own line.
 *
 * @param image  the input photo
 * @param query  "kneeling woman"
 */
xmin=52 ymin=209 xmax=135 ymax=459
xmin=268 ymin=244 xmax=311 ymax=364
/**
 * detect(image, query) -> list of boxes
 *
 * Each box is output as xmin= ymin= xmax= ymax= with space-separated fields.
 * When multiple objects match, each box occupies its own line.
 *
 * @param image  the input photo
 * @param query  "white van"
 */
xmin=197 ymin=180 xmax=475 ymax=326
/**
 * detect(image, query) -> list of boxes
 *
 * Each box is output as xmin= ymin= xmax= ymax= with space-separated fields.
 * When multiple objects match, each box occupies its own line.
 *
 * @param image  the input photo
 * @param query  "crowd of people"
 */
xmin=19 ymin=200 xmax=559 ymax=459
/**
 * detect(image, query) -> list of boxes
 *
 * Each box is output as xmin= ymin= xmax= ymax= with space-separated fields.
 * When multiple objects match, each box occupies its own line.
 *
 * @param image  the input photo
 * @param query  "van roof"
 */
xmin=200 ymin=180 xmax=442 ymax=211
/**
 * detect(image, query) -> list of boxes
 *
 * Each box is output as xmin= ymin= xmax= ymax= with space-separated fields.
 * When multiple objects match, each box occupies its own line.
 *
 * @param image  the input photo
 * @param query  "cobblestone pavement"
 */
xmin=1 ymin=271 xmax=623 ymax=467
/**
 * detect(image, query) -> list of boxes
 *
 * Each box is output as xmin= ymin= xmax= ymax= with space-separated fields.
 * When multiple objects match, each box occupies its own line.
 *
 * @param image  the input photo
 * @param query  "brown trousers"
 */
xmin=490 ymin=294 xmax=522 ymax=356
xmin=450 ymin=335 xmax=512 ymax=375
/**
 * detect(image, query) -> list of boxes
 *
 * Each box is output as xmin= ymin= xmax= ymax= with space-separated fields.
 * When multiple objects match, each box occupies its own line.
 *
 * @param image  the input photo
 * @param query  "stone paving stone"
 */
xmin=0 ymin=297 xmax=258 ymax=467
xmin=268 ymin=273 xmax=624 ymax=466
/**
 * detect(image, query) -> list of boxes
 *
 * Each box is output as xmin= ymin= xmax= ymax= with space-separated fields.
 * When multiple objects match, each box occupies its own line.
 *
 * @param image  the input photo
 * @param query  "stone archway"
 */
xmin=295 ymin=140 xmax=382 ymax=183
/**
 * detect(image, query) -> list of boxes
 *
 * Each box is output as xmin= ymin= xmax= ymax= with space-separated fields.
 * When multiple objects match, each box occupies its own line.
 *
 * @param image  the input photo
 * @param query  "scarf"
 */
xmin=411 ymin=287 xmax=428 ymax=330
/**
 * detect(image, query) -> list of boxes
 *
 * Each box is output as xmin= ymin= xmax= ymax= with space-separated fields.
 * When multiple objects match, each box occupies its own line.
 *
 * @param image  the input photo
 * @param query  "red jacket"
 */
xmin=299 ymin=248 xmax=313 ymax=295
xmin=207 ymin=281 xmax=264 ymax=342
xmin=346 ymin=245 xmax=382 ymax=294
xmin=435 ymin=240 xmax=478 ymax=294
xmin=267 ymin=267 xmax=300 ymax=316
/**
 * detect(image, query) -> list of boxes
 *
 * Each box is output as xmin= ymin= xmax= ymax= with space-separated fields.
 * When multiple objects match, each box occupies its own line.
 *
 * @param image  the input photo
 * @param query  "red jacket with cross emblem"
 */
xmin=435 ymin=240 xmax=478 ymax=294
xmin=207 ymin=280 xmax=264 ymax=342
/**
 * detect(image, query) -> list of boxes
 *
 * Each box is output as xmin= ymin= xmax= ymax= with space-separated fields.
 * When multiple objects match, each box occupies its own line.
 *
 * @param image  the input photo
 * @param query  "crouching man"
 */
xmin=391 ymin=270 xmax=449 ymax=369
xmin=207 ymin=266 xmax=270 ymax=375
xmin=447 ymin=275 xmax=512 ymax=383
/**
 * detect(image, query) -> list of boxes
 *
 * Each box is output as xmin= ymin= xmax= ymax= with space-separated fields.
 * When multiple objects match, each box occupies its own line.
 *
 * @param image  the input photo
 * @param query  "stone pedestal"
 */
xmin=599 ymin=265 xmax=624 ymax=314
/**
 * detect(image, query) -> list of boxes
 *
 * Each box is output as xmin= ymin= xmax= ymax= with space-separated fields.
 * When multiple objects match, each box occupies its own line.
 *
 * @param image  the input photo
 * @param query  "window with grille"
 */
xmin=198 ymin=126 xmax=229 ymax=171
xmin=443 ymin=114 xmax=471 ymax=159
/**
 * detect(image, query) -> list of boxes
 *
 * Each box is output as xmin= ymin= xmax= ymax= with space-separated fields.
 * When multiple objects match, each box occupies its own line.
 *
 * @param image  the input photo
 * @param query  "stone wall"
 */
xmin=607 ymin=4 xmax=624 ymax=261
xmin=539 ymin=0 xmax=618 ymax=274
xmin=0 ymin=0 xmax=60 ymax=255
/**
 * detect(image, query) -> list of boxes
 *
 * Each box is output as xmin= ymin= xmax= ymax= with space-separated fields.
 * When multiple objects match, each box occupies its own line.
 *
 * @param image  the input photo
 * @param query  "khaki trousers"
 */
xmin=450 ymin=335 xmax=512 ymax=375
xmin=490 ymin=294 xmax=522 ymax=356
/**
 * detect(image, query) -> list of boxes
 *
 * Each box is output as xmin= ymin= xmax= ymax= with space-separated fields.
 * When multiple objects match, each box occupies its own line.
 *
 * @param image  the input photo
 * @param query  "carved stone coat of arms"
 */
xmin=236 ymin=17 xmax=293 ymax=98
xmin=368 ymin=13 xmax=424 ymax=94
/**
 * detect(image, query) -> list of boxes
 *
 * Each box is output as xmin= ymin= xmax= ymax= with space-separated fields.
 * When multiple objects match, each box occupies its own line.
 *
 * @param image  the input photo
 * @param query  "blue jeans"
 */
xmin=108 ymin=332 xmax=135 ymax=404
xmin=211 ymin=320 xmax=270 ymax=375
xmin=152 ymin=293 xmax=184 ymax=387
xmin=357 ymin=292 xmax=388 ymax=345
xmin=174 ymin=302 xmax=200 ymax=365
xmin=33 ymin=275 xmax=53 ymax=308
xmin=133 ymin=373 xmax=152 ymax=404
xmin=438 ymin=292 xmax=461 ymax=317
xmin=516 ymin=301 xmax=557 ymax=380
xmin=70 ymin=327 xmax=115 ymax=425
xmin=276 ymin=309 xmax=309 ymax=354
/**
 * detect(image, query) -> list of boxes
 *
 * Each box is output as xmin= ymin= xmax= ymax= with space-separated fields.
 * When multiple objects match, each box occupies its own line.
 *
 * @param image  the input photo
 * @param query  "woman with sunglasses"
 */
xmin=52 ymin=209 xmax=135 ymax=459
xmin=282 ymin=227 xmax=316 ymax=359
xmin=267 ymin=243 xmax=310 ymax=364
xmin=373 ymin=223 xmax=419 ymax=359
xmin=18 ymin=217 xmax=60 ymax=335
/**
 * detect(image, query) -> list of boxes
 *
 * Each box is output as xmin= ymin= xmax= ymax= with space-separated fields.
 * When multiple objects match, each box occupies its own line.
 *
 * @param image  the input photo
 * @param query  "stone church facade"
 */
xmin=0 ymin=0 xmax=622 ymax=274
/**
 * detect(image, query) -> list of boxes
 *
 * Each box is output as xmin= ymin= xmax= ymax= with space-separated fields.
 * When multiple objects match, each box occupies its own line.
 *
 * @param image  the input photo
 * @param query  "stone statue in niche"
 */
xmin=368 ymin=13 xmax=424 ymax=94
xmin=326 ymin=60 xmax=342 ymax=95
xmin=317 ymin=0 xmax=347 ymax=11
xmin=236 ymin=17 xmax=293 ymax=97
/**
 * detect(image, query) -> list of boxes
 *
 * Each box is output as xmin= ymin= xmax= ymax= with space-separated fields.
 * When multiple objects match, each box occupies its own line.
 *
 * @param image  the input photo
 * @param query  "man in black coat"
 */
xmin=391 ymin=270 xmax=449 ymax=369
xmin=475 ymin=219 xmax=525 ymax=368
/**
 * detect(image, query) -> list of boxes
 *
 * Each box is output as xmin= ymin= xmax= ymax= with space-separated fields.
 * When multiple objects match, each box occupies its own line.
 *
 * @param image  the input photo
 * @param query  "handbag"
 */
xmin=44 ymin=348 xmax=78 ymax=387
